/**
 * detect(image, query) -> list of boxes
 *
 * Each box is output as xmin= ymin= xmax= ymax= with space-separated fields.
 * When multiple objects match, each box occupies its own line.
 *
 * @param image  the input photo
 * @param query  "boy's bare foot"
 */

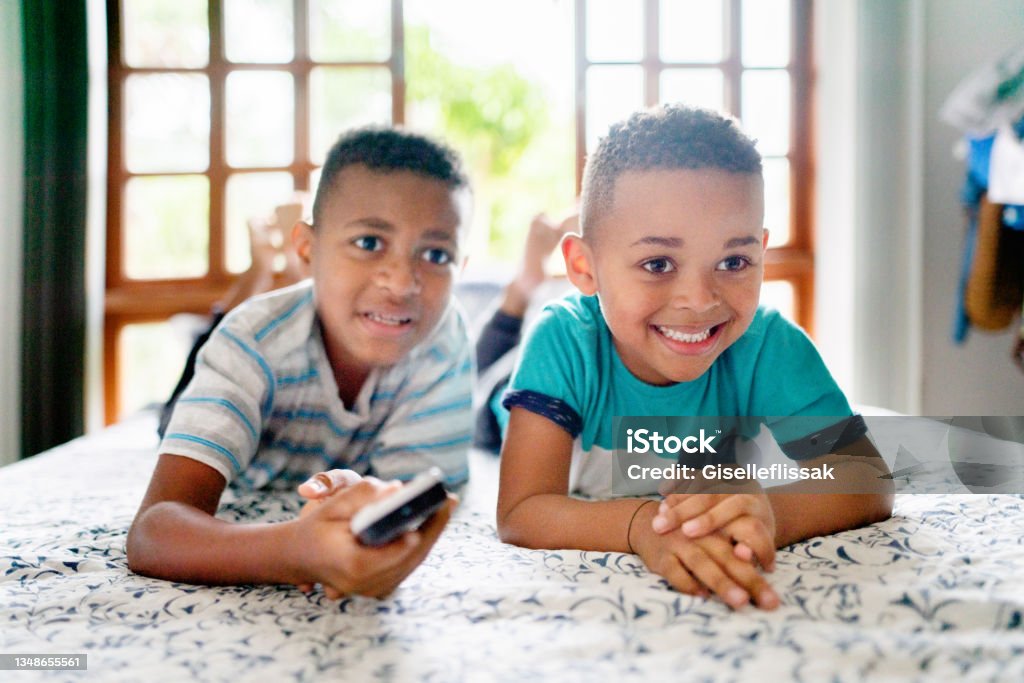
xmin=217 ymin=199 xmax=310 ymax=312
xmin=501 ymin=213 xmax=577 ymax=317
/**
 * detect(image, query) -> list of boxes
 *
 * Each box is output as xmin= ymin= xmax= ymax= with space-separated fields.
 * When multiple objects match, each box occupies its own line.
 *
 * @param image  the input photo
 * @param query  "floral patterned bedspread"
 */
xmin=1 ymin=413 xmax=1022 ymax=682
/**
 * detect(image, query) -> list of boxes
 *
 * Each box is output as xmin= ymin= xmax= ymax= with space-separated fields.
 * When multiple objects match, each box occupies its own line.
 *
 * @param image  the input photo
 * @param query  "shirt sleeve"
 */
xmin=158 ymin=315 xmax=271 ymax=483
xmin=364 ymin=309 xmax=475 ymax=488
xmin=501 ymin=303 xmax=588 ymax=439
xmin=748 ymin=312 xmax=861 ymax=459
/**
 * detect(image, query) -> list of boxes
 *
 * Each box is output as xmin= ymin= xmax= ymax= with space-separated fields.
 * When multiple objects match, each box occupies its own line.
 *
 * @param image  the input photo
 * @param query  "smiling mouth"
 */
xmin=364 ymin=311 xmax=414 ymax=327
xmin=655 ymin=323 xmax=724 ymax=344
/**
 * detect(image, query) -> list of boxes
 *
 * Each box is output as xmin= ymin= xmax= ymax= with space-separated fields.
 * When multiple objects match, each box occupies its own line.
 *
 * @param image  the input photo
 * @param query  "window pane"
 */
xmin=763 ymin=157 xmax=790 ymax=246
xmin=309 ymin=0 xmax=391 ymax=62
xmin=122 ymin=0 xmax=208 ymax=68
xmin=741 ymin=70 xmax=789 ymax=156
xmin=224 ymin=0 xmax=294 ymax=63
xmin=226 ymin=71 xmax=295 ymax=168
xmin=586 ymin=66 xmax=644 ymax=152
xmin=310 ymin=67 xmax=392 ymax=163
xmin=124 ymin=175 xmax=209 ymax=279
xmin=118 ymin=321 xmax=194 ymax=419
xmin=760 ymin=279 xmax=795 ymax=322
xmin=659 ymin=68 xmax=724 ymax=111
xmin=660 ymin=0 xmax=724 ymax=63
xmin=225 ymin=173 xmax=295 ymax=273
xmin=125 ymin=74 xmax=210 ymax=173
xmin=586 ymin=0 xmax=643 ymax=62
xmin=742 ymin=0 xmax=790 ymax=67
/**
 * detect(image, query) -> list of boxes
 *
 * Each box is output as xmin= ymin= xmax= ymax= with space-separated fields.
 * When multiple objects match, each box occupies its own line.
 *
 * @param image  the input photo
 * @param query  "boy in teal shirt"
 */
xmin=496 ymin=105 xmax=892 ymax=610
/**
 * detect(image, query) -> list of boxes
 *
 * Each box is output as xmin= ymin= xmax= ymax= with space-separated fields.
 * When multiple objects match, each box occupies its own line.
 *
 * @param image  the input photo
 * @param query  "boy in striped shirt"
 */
xmin=128 ymin=128 xmax=473 ymax=598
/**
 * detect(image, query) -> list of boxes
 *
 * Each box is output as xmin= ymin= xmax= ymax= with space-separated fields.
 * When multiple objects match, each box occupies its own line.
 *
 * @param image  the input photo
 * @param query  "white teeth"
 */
xmin=366 ymin=312 xmax=411 ymax=326
xmin=658 ymin=325 xmax=713 ymax=343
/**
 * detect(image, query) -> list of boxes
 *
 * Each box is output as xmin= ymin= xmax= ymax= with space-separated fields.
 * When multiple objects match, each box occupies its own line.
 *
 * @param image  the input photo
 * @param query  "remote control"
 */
xmin=350 ymin=468 xmax=448 ymax=546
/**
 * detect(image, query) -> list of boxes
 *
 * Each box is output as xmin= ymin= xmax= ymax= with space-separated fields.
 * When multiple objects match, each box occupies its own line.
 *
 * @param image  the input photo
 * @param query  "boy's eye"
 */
xmin=716 ymin=255 xmax=751 ymax=272
xmin=641 ymin=257 xmax=675 ymax=274
xmin=422 ymin=247 xmax=454 ymax=266
xmin=353 ymin=236 xmax=384 ymax=252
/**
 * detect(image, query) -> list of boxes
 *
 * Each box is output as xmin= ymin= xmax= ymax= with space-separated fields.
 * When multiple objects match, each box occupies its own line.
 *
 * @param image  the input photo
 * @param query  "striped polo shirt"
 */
xmin=160 ymin=280 xmax=473 ymax=491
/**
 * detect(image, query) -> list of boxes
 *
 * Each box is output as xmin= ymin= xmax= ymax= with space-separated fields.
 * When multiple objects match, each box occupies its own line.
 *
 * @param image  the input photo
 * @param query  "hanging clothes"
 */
xmin=941 ymin=43 xmax=1024 ymax=136
xmin=965 ymin=195 xmax=1024 ymax=330
xmin=989 ymin=123 xmax=1024 ymax=204
xmin=952 ymin=116 xmax=1024 ymax=344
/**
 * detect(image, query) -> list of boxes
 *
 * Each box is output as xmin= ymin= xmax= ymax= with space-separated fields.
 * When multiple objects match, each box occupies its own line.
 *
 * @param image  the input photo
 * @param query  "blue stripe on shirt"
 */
xmin=407 ymin=397 xmax=472 ymax=422
xmin=255 ymin=290 xmax=313 ymax=342
xmin=178 ymin=397 xmax=258 ymax=441
xmin=277 ymin=368 xmax=318 ymax=385
xmin=219 ymin=328 xmax=275 ymax=418
xmin=371 ymin=358 xmax=472 ymax=402
xmin=164 ymin=433 xmax=243 ymax=473
xmin=270 ymin=408 xmax=354 ymax=438
xmin=369 ymin=433 xmax=473 ymax=458
xmin=266 ymin=438 xmax=328 ymax=458
xmin=388 ymin=464 xmax=469 ymax=487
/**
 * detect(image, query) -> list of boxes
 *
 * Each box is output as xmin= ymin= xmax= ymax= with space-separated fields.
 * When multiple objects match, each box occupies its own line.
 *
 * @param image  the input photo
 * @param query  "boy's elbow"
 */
xmin=496 ymin=518 xmax=527 ymax=546
xmin=870 ymin=472 xmax=896 ymax=524
xmin=125 ymin=518 xmax=148 ymax=575
xmin=854 ymin=485 xmax=894 ymax=530
xmin=496 ymin=500 xmax=537 ymax=548
xmin=871 ymin=489 xmax=895 ymax=525
xmin=495 ymin=508 xmax=518 ymax=545
xmin=125 ymin=508 xmax=162 ymax=577
xmin=496 ymin=519 xmax=514 ymax=545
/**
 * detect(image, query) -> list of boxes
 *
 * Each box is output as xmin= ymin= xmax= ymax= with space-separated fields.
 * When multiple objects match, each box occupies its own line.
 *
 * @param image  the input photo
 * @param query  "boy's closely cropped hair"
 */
xmin=127 ymin=126 xmax=474 ymax=598
xmin=496 ymin=104 xmax=893 ymax=611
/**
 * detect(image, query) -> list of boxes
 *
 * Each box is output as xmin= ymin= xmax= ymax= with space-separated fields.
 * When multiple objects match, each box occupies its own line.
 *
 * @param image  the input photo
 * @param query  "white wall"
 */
xmin=815 ymin=0 xmax=924 ymax=414
xmin=920 ymin=0 xmax=1024 ymax=414
xmin=817 ymin=0 xmax=1023 ymax=416
xmin=0 ymin=0 xmax=24 ymax=466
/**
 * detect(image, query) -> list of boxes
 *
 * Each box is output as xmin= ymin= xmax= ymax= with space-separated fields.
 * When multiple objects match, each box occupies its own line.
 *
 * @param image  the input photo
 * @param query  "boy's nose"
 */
xmin=671 ymin=269 xmax=719 ymax=312
xmin=374 ymin=257 xmax=421 ymax=297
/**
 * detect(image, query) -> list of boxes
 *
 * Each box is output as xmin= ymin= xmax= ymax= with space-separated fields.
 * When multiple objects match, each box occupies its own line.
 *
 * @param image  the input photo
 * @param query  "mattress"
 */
xmin=1 ymin=412 xmax=1022 ymax=681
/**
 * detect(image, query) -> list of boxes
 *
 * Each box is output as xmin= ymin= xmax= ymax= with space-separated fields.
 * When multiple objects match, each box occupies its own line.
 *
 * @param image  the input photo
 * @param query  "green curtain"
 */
xmin=21 ymin=0 xmax=89 ymax=458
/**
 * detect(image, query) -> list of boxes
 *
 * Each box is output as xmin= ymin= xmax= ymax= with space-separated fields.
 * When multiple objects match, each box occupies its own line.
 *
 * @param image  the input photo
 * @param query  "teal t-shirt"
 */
xmin=500 ymin=292 xmax=856 ymax=496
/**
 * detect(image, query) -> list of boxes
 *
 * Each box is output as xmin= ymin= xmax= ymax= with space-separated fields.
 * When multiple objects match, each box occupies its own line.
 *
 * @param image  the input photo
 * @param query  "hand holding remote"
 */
xmin=291 ymin=475 xmax=455 ymax=599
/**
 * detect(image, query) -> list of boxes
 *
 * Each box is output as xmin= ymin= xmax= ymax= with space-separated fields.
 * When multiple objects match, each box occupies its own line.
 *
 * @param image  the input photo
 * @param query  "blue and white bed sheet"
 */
xmin=1 ymin=413 xmax=1023 ymax=682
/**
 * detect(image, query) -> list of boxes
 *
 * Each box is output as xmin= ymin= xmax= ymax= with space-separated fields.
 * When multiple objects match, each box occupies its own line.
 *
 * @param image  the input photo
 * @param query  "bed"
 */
xmin=2 ymin=409 xmax=1023 ymax=682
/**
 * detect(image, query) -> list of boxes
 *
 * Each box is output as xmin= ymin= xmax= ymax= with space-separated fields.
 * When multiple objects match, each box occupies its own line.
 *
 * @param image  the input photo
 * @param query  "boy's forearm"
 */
xmin=767 ymin=459 xmax=894 ymax=548
xmin=498 ymin=493 xmax=651 ymax=552
xmin=127 ymin=501 xmax=302 ymax=586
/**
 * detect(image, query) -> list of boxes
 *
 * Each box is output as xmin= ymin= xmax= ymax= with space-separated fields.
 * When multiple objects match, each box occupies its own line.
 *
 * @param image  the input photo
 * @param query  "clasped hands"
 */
xmin=633 ymin=475 xmax=780 ymax=610
xmin=288 ymin=467 xmax=779 ymax=609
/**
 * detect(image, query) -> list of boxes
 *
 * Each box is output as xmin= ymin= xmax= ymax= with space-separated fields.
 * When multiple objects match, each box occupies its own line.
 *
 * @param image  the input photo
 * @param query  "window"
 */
xmin=105 ymin=0 xmax=403 ymax=420
xmin=575 ymin=0 xmax=814 ymax=328
xmin=105 ymin=0 xmax=813 ymax=422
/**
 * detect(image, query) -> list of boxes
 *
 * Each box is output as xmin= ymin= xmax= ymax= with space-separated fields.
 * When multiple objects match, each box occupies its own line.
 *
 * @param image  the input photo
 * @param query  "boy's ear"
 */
xmin=762 ymin=228 xmax=770 ymax=250
xmin=562 ymin=234 xmax=598 ymax=296
xmin=291 ymin=221 xmax=315 ymax=265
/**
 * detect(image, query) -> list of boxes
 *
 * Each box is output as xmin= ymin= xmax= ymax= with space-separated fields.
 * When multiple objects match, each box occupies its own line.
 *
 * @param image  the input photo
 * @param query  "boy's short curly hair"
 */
xmin=580 ymin=105 xmax=762 ymax=235
xmin=313 ymin=126 xmax=469 ymax=226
